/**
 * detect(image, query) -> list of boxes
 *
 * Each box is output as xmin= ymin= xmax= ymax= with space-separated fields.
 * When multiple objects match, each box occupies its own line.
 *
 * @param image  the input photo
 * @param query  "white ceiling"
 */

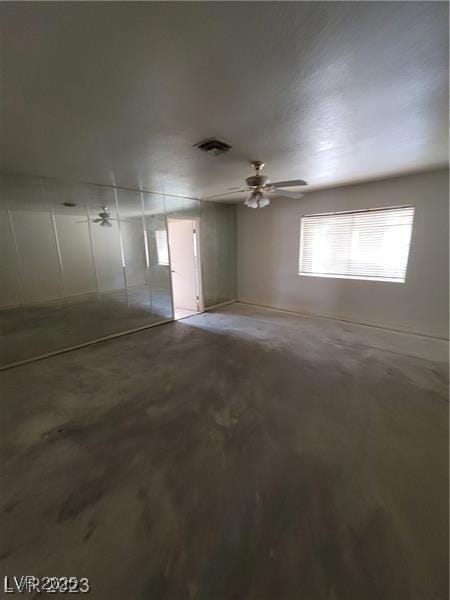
xmin=0 ymin=2 xmax=448 ymax=202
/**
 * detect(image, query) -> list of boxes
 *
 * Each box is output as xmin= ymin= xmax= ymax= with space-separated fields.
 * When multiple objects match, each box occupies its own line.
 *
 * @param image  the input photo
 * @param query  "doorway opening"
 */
xmin=167 ymin=218 xmax=204 ymax=320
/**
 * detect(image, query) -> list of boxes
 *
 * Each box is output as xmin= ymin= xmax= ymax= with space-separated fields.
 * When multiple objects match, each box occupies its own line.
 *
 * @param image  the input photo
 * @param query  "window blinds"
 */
xmin=299 ymin=206 xmax=415 ymax=282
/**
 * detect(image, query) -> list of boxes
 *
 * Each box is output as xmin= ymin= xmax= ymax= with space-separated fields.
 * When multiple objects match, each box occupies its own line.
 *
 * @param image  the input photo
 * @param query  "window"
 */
xmin=299 ymin=206 xmax=415 ymax=283
xmin=155 ymin=229 xmax=169 ymax=266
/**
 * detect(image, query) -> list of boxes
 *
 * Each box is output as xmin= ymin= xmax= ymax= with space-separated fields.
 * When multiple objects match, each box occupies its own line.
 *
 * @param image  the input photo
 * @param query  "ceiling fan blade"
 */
xmin=100 ymin=220 xmax=113 ymax=227
xmin=92 ymin=218 xmax=103 ymax=223
xmin=270 ymin=179 xmax=307 ymax=188
xmin=203 ymin=188 xmax=249 ymax=200
xmin=271 ymin=188 xmax=304 ymax=199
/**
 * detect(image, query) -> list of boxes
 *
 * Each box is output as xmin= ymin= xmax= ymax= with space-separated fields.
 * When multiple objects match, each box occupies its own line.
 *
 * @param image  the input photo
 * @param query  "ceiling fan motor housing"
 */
xmin=246 ymin=174 xmax=268 ymax=188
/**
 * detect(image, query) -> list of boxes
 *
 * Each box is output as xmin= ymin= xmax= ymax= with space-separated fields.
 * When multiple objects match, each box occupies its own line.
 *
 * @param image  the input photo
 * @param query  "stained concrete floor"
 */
xmin=0 ymin=303 xmax=448 ymax=600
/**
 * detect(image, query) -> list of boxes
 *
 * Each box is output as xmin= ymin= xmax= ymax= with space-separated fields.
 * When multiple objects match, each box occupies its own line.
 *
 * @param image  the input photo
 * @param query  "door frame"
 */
xmin=166 ymin=217 xmax=204 ymax=316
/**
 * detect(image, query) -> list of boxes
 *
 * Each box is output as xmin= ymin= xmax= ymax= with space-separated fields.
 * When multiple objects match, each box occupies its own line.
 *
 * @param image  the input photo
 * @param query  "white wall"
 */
xmin=237 ymin=169 xmax=449 ymax=338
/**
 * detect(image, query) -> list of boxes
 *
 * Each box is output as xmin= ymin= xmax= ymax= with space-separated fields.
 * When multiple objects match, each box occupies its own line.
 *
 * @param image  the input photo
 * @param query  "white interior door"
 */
xmin=168 ymin=219 xmax=199 ymax=312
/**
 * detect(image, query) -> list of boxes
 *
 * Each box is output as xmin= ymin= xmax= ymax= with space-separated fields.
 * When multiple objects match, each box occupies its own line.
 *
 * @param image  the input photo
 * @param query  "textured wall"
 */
xmin=237 ymin=169 xmax=449 ymax=338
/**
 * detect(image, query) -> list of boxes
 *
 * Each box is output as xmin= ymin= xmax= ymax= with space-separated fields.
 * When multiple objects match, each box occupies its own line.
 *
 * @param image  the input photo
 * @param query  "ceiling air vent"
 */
xmin=194 ymin=137 xmax=232 ymax=156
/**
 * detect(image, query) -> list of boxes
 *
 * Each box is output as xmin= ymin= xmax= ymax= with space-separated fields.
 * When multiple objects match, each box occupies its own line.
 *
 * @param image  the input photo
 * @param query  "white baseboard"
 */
xmin=236 ymin=301 xmax=448 ymax=341
xmin=204 ymin=299 xmax=237 ymax=312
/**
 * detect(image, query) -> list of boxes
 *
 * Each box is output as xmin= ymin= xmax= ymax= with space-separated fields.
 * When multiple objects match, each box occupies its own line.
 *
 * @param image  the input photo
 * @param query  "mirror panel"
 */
xmin=0 ymin=176 xmax=175 ymax=366
xmin=0 ymin=174 xmax=236 ymax=367
xmin=142 ymin=193 xmax=173 ymax=321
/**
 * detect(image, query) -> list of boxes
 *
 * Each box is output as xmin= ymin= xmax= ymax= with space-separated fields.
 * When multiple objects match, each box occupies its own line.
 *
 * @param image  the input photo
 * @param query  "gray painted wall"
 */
xmin=237 ymin=169 xmax=449 ymax=338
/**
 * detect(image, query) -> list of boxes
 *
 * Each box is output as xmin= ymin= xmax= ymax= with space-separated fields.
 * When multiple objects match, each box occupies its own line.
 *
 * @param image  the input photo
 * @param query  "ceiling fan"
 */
xmin=76 ymin=206 xmax=129 ymax=228
xmin=205 ymin=161 xmax=307 ymax=208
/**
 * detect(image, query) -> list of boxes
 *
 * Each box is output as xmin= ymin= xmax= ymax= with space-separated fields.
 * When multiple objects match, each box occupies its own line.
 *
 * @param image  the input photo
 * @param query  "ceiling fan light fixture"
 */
xmin=244 ymin=192 xmax=258 ymax=208
xmin=244 ymin=191 xmax=270 ymax=209
xmin=258 ymin=193 xmax=270 ymax=208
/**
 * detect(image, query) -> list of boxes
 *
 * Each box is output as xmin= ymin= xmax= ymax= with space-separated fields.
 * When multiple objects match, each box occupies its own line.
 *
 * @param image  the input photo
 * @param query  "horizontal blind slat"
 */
xmin=299 ymin=206 xmax=414 ymax=282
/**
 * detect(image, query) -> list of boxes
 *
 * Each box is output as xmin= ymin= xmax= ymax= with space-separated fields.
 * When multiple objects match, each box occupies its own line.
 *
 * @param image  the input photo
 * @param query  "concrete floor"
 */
xmin=0 ymin=303 xmax=448 ymax=600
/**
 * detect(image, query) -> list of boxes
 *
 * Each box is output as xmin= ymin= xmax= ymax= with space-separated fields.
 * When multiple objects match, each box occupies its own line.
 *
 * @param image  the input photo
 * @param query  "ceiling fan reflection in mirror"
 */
xmin=205 ymin=161 xmax=307 ymax=208
xmin=76 ymin=206 xmax=130 ymax=228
